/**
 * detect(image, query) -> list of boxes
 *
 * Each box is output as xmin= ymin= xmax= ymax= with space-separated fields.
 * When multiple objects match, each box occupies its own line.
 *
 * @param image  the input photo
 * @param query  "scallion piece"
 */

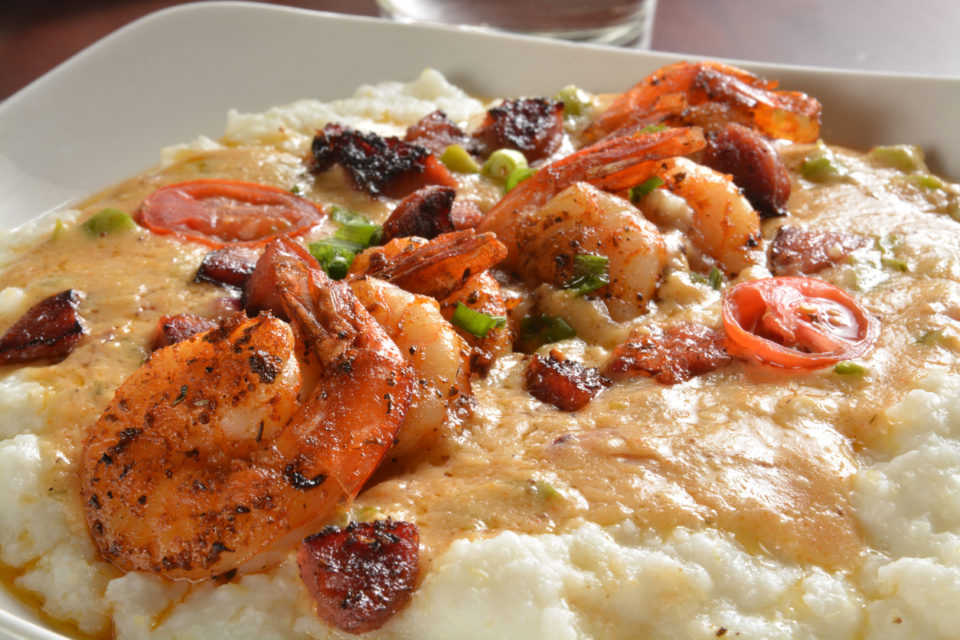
xmin=440 ymin=144 xmax=481 ymax=174
xmin=639 ymin=123 xmax=669 ymax=134
xmin=482 ymin=149 xmax=528 ymax=182
xmin=83 ymin=208 xmax=138 ymax=236
xmin=309 ymin=207 xmax=383 ymax=279
xmin=629 ymin=176 xmax=665 ymax=203
xmin=564 ymin=254 xmax=610 ymax=296
xmin=907 ymin=173 xmax=944 ymax=190
xmin=801 ymin=142 xmax=848 ymax=183
xmin=533 ymin=479 xmax=561 ymax=501
xmin=553 ymin=85 xmax=591 ymax=117
xmin=334 ymin=222 xmax=381 ymax=247
xmin=450 ymin=303 xmax=506 ymax=338
xmin=51 ymin=219 xmax=67 ymax=241
xmin=308 ymin=238 xmax=359 ymax=280
xmin=505 ymin=166 xmax=537 ymax=193
xmin=520 ymin=314 xmax=577 ymax=347
xmin=881 ymin=256 xmax=909 ymax=272
xmin=869 ymin=144 xmax=925 ymax=172
xmin=917 ymin=331 xmax=944 ymax=345
xmin=707 ymin=266 xmax=723 ymax=290
xmin=331 ymin=206 xmax=382 ymax=246
xmin=834 ymin=361 xmax=866 ymax=375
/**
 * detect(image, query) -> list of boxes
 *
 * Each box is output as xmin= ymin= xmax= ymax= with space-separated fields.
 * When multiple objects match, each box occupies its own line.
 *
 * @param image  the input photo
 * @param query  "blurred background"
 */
xmin=2 ymin=0 xmax=958 ymax=101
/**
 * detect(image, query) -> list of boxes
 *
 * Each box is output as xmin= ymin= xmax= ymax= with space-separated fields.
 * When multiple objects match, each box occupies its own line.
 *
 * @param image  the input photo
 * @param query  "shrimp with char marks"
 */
xmin=583 ymin=60 xmax=822 ymax=143
xmin=349 ymin=277 xmax=472 ymax=458
xmin=350 ymin=229 xmax=512 ymax=373
xmin=80 ymin=238 xmax=414 ymax=580
xmin=477 ymin=127 xmax=763 ymax=320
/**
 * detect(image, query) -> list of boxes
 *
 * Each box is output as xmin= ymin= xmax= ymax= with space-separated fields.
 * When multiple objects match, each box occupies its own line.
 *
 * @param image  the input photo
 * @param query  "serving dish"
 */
xmin=0 ymin=2 xmax=958 ymax=638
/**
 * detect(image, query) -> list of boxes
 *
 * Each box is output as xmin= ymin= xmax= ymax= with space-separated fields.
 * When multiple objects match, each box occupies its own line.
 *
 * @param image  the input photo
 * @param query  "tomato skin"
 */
xmin=135 ymin=179 xmax=325 ymax=248
xmin=722 ymin=276 xmax=878 ymax=369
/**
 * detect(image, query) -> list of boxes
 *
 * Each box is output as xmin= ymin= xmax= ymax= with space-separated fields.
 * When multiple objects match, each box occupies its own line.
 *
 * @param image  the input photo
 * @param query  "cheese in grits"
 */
xmin=1 ymin=63 xmax=960 ymax=639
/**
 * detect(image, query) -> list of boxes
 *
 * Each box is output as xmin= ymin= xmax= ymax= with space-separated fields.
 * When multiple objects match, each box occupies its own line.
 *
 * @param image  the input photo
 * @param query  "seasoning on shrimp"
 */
xmin=79 ymin=239 xmax=414 ymax=579
xmin=583 ymin=60 xmax=822 ymax=143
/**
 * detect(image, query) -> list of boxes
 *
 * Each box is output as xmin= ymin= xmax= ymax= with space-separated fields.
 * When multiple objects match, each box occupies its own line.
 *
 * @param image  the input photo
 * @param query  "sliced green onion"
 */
xmin=334 ymin=222 xmax=381 ymax=247
xmin=51 ymin=219 xmax=68 ymax=241
xmin=869 ymin=144 xmax=925 ymax=172
xmin=309 ymin=207 xmax=382 ymax=279
xmin=290 ymin=184 xmax=303 ymax=195
xmin=629 ymin=176 xmax=665 ymax=203
xmin=564 ymin=254 xmax=610 ymax=296
xmin=881 ymin=256 xmax=909 ymax=272
xmin=83 ymin=208 xmax=138 ymax=236
xmin=450 ymin=302 xmax=506 ymax=338
xmin=533 ymin=479 xmax=561 ymax=501
xmin=639 ymin=123 xmax=669 ymax=134
xmin=520 ymin=314 xmax=577 ymax=347
xmin=440 ymin=144 xmax=481 ymax=174
xmin=834 ymin=361 xmax=866 ymax=375
xmin=907 ymin=173 xmax=944 ymax=190
xmin=308 ymin=238 xmax=359 ymax=280
xmin=482 ymin=149 xmax=528 ymax=182
xmin=917 ymin=330 xmax=944 ymax=345
xmin=801 ymin=142 xmax=848 ymax=183
xmin=553 ymin=85 xmax=591 ymax=117
xmin=707 ymin=266 xmax=723 ymax=290
xmin=331 ymin=206 xmax=382 ymax=246
xmin=876 ymin=234 xmax=908 ymax=272
xmin=505 ymin=166 xmax=537 ymax=193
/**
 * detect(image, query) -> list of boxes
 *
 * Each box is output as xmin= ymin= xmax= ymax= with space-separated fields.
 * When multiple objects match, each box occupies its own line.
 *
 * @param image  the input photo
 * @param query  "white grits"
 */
xmin=1 ymin=69 xmax=959 ymax=640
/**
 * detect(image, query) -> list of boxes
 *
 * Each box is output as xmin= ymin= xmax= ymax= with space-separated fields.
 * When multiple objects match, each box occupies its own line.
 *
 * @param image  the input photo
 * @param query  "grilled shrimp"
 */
xmin=478 ymin=126 xmax=760 ymax=319
xmin=80 ymin=238 xmax=414 ymax=580
xmin=477 ymin=127 xmax=763 ymax=302
xmin=506 ymin=181 xmax=669 ymax=321
xmin=653 ymin=157 xmax=763 ymax=275
xmin=350 ymin=229 xmax=512 ymax=372
xmin=583 ymin=61 xmax=822 ymax=143
xmin=477 ymin=127 xmax=705 ymax=267
xmin=350 ymin=277 xmax=471 ymax=458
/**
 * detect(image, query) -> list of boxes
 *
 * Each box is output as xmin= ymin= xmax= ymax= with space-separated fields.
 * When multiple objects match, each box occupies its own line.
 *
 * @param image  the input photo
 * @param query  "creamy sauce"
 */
xmin=1 ymin=136 xmax=959 ymax=634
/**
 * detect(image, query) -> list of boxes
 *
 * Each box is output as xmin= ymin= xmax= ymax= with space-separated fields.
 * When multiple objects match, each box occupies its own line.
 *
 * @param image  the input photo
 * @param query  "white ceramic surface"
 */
xmin=0 ymin=2 xmax=958 ymax=638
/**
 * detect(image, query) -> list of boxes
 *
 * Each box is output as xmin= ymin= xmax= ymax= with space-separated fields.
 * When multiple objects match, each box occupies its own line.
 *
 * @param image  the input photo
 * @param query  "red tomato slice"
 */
xmin=135 ymin=179 xmax=325 ymax=248
xmin=722 ymin=276 xmax=878 ymax=369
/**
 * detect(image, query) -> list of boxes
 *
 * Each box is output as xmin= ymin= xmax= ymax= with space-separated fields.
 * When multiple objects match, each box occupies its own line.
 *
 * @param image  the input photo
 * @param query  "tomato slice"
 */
xmin=135 ymin=179 xmax=325 ymax=248
xmin=722 ymin=276 xmax=878 ymax=369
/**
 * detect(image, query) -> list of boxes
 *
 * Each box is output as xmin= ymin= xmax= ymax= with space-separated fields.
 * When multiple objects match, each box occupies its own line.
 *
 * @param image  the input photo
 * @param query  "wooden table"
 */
xmin=2 ymin=0 xmax=958 ymax=102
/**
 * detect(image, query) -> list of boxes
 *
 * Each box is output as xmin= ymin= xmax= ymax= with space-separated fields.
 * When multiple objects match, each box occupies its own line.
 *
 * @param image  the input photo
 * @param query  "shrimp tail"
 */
xmin=349 ymin=229 xmax=508 ymax=301
xmin=261 ymin=238 xmax=415 ymax=498
xmin=542 ymin=127 xmax=706 ymax=190
xmin=584 ymin=61 xmax=821 ymax=143
xmin=478 ymin=127 xmax=705 ymax=264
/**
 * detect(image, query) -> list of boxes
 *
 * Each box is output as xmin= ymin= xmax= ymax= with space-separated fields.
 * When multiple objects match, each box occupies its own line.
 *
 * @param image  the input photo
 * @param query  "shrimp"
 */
xmin=350 ymin=277 xmax=472 ymax=458
xmin=80 ymin=238 xmax=414 ymax=580
xmin=437 ymin=271 xmax=513 ymax=373
xmin=653 ymin=156 xmax=763 ymax=275
xmin=478 ymin=126 xmax=705 ymax=270
xmin=583 ymin=61 xmax=822 ymax=144
xmin=348 ymin=229 xmax=507 ymax=301
xmin=479 ymin=127 xmax=763 ymax=301
xmin=350 ymin=229 xmax=512 ymax=373
xmin=481 ymin=127 xmax=740 ymax=321
xmin=508 ymin=181 xmax=669 ymax=322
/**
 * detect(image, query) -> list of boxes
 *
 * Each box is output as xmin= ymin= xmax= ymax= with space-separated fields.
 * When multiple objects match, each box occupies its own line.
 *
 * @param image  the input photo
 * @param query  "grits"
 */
xmin=0 ymin=68 xmax=959 ymax=639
